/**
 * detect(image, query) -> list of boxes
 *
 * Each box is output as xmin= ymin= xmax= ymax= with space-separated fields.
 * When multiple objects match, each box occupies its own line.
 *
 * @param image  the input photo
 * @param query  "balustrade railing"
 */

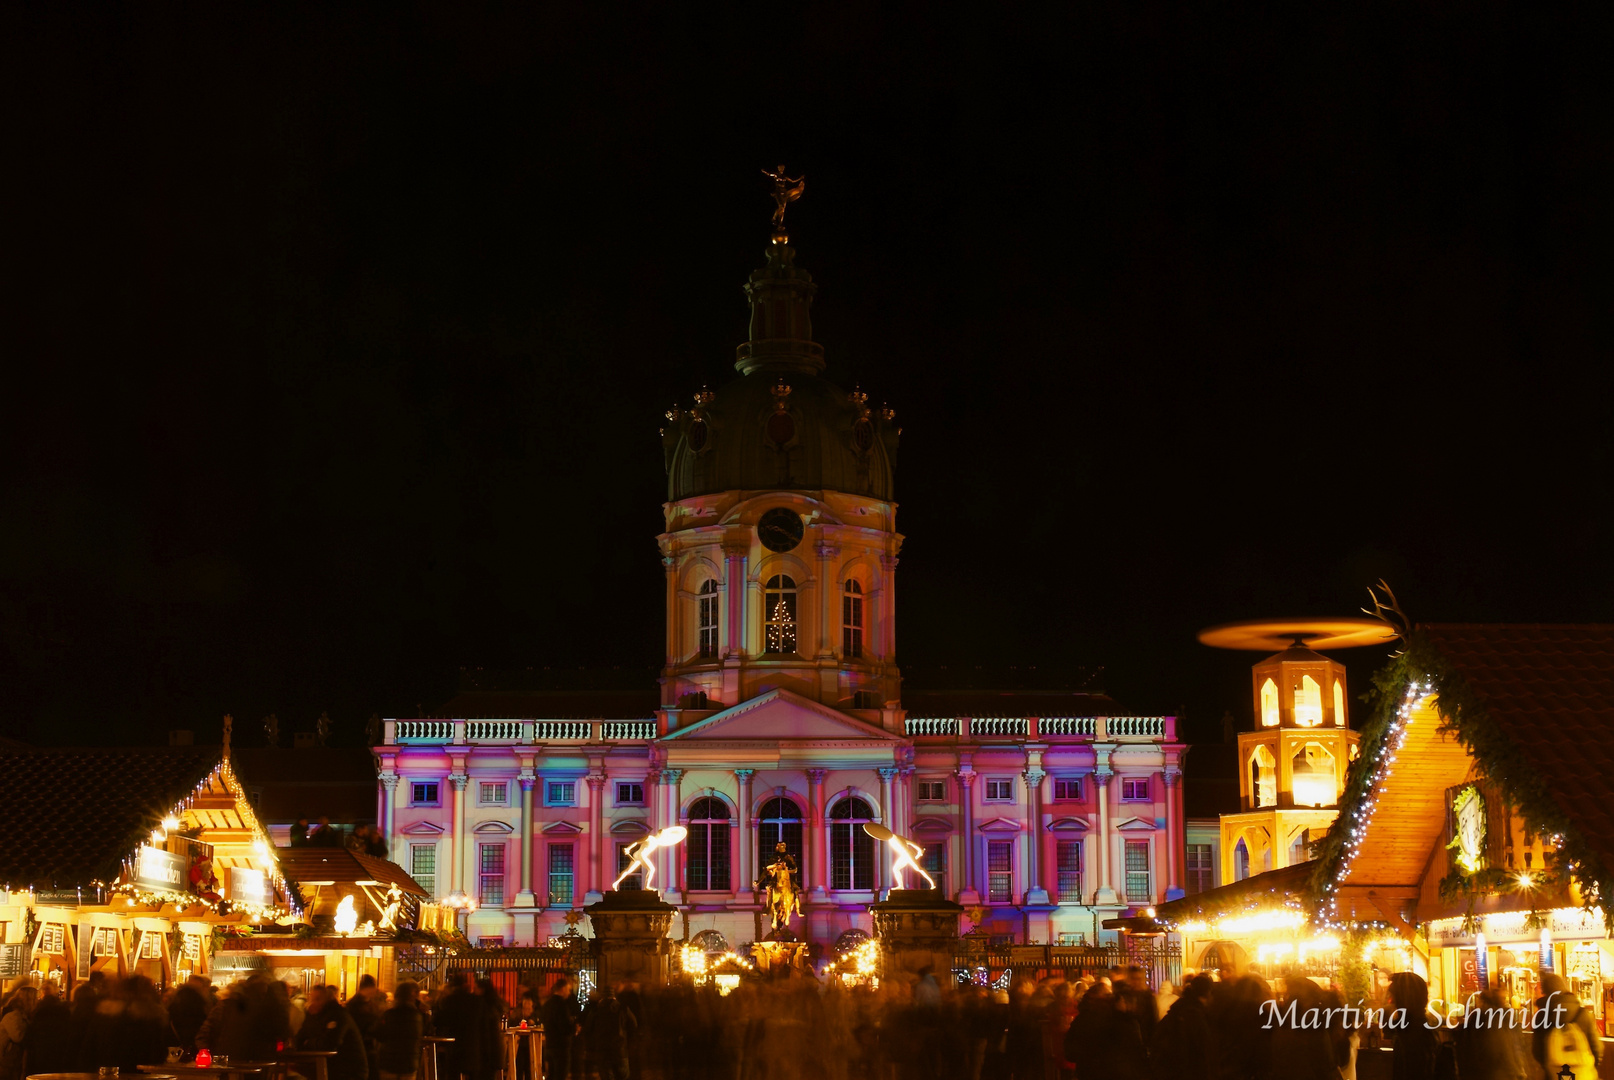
xmin=904 ymin=717 xmax=960 ymax=736
xmin=1038 ymin=717 xmax=1097 ymax=736
xmin=1108 ymin=716 xmax=1167 ymax=738
xmin=384 ymin=718 xmax=654 ymax=745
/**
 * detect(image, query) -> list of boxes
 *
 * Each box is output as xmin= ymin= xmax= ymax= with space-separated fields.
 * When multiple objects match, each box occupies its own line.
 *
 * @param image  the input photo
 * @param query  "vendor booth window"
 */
xmin=616 ymin=843 xmax=644 ymax=890
xmin=988 ymin=840 xmax=1013 ymax=903
xmin=757 ymin=797 xmax=804 ymax=871
xmin=411 ymin=844 xmax=436 ymax=897
xmin=830 ymin=797 xmax=875 ymax=890
xmin=412 ymin=781 xmax=440 ymax=806
xmin=546 ymin=781 xmax=576 ymax=806
xmin=763 ymin=575 xmax=798 ymax=654
xmin=479 ymin=782 xmax=508 ymax=806
xmin=548 ymin=844 xmax=575 ymax=906
xmin=1124 ymin=840 xmax=1151 ymax=901
xmin=686 ymin=797 xmax=732 ymax=891
xmin=479 ymin=843 xmax=506 ymax=906
xmin=1057 ymin=840 xmax=1082 ymax=902
xmin=698 ymin=579 xmax=720 ymax=658
xmin=1186 ymin=844 xmax=1214 ymax=894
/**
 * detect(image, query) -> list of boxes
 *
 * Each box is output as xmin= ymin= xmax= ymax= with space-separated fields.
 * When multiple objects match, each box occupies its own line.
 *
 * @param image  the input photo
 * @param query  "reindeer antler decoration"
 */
xmin=1362 ymin=579 xmax=1411 ymax=653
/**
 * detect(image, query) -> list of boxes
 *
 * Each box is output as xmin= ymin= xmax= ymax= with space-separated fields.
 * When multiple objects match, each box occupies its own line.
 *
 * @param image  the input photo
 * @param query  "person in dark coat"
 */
xmin=25 ymin=984 xmax=74 ymax=1075
xmin=471 ymin=978 xmax=504 ymax=1080
xmin=1386 ymin=972 xmax=1438 ymax=1080
xmin=347 ymin=974 xmax=386 ymax=1080
xmin=1453 ymin=987 xmax=1524 ymax=1080
xmin=376 ymin=983 xmax=425 ymax=1080
xmin=70 ymin=971 xmax=108 ymax=1071
xmin=308 ymin=817 xmax=340 ymax=847
xmin=432 ymin=973 xmax=479 ymax=1080
xmin=1268 ymin=978 xmax=1345 ymax=1080
xmin=166 ymin=976 xmax=215 ymax=1055
xmin=290 ymin=819 xmax=311 ymax=846
xmin=298 ymin=985 xmax=369 ymax=1080
xmin=1149 ymin=973 xmax=1213 ymax=1080
xmin=540 ymin=978 xmax=580 ymax=1080
xmin=1065 ymin=982 xmax=1146 ymax=1080
xmin=582 ymin=987 xmax=635 ymax=1080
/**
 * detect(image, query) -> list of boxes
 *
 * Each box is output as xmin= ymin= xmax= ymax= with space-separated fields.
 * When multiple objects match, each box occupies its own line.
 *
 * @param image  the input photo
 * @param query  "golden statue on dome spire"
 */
xmin=762 ymin=164 xmax=805 ymax=244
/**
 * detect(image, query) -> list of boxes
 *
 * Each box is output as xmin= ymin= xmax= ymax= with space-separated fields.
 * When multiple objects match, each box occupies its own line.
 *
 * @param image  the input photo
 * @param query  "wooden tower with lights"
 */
xmin=1200 ymin=620 xmax=1392 ymax=885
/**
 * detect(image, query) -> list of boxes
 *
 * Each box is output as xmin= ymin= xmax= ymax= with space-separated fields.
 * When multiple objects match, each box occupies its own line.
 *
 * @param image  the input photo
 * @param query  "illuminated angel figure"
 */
xmin=863 ymin=823 xmax=936 ymax=890
xmin=761 ymin=164 xmax=805 ymax=239
xmin=612 ymin=826 xmax=689 ymax=891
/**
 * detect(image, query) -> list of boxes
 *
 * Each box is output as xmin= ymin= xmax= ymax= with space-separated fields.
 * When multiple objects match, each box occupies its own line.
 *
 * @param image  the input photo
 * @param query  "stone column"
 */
xmin=877 ymin=767 xmax=898 ymax=892
xmin=1093 ymin=765 xmax=1117 ymax=905
xmin=660 ymin=769 xmax=684 ymax=901
xmin=379 ymin=774 xmax=398 ymax=857
xmin=1164 ymin=767 xmax=1183 ymax=900
xmin=815 ymin=541 xmax=838 ymax=659
xmin=955 ymin=765 xmax=979 ymax=904
xmin=586 ymin=771 xmax=608 ymax=903
xmin=1023 ymin=765 xmax=1049 ymax=905
xmin=724 ymin=545 xmax=747 ymax=658
xmin=879 ymin=554 xmax=899 ymax=661
xmin=806 ymin=769 xmax=828 ymax=900
xmin=515 ymin=772 xmax=537 ymax=901
xmin=663 ymin=553 xmax=678 ymax=666
xmin=448 ymin=772 xmax=469 ymax=894
xmin=734 ymin=769 xmax=755 ymax=900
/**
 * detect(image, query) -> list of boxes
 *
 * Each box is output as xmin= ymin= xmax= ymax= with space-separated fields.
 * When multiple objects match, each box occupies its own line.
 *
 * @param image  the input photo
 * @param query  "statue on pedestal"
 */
xmin=755 ymin=841 xmax=803 ymax=934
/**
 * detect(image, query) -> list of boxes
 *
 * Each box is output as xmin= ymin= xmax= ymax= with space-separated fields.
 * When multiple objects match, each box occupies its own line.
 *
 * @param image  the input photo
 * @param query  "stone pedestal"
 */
xmin=869 ymin=888 xmax=964 ymax=986
xmin=584 ymin=889 xmax=678 ymax=989
xmin=749 ymin=931 xmax=811 ymax=977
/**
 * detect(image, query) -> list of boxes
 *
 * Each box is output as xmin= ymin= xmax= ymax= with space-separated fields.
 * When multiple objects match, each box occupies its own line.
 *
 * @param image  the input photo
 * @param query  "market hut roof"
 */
xmin=0 ymin=747 xmax=220 ymax=890
xmin=275 ymin=846 xmax=430 ymax=897
xmin=1312 ymin=624 xmax=1614 ymax=926
xmin=1157 ymin=860 xmax=1317 ymax=924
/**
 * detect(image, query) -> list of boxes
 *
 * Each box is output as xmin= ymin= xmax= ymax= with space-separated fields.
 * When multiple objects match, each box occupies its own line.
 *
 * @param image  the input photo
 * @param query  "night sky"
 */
xmin=5 ymin=5 xmax=1608 ymax=748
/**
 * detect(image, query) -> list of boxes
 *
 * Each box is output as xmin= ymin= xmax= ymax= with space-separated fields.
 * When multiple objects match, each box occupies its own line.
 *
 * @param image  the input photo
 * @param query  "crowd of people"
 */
xmin=0 ymin=962 xmax=1598 ymax=1080
xmin=288 ymin=817 xmax=389 ymax=857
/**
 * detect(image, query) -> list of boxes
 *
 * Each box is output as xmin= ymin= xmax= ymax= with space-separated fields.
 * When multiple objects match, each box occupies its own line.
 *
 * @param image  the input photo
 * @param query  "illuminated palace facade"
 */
xmin=374 ymin=237 xmax=1188 ymax=950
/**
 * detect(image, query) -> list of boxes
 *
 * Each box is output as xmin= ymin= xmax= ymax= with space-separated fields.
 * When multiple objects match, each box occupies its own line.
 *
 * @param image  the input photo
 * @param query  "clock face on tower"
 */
xmin=757 ymin=507 xmax=805 ymax=553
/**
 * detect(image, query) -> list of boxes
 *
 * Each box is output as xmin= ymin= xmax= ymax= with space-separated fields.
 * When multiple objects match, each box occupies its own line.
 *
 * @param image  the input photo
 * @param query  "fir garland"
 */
xmin=1309 ymin=630 xmax=1614 ymax=932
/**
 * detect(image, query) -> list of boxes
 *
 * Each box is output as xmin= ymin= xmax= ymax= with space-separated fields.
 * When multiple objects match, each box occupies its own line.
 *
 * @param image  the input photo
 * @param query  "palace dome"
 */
xmin=662 ymin=243 xmax=899 ymax=502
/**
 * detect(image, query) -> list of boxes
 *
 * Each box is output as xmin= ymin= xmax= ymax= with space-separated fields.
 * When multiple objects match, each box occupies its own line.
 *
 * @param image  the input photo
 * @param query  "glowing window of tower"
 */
xmin=697 ymin=580 xmax=720 ymax=659
xmin=1249 ymin=745 xmax=1277 ymax=808
xmin=763 ymin=575 xmax=797 ymax=655
xmin=1333 ymin=679 xmax=1346 ymax=726
xmin=1234 ymin=838 xmax=1250 ymax=882
xmin=1294 ymin=675 xmax=1322 ymax=727
xmin=842 ymin=580 xmax=864 ymax=658
xmin=1260 ymin=679 xmax=1279 ymax=727
xmin=1291 ymin=743 xmax=1337 ymax=808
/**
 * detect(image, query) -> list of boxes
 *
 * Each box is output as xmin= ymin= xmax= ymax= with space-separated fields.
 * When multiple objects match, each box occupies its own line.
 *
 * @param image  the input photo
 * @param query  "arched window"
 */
xmin=763 ymin=575 xmax=797 ymax=655
xmin=1294 ymin=675 xmax=1322 ymax=726
xmin=842 ymin=580 xmax=864 ymax=658
xmin=686 ymin=797 xmax=731 ymax=892
xmin=1234 ymin=838 xmax=1250 ymax=882
xmin=829 ymin=796 xmax=875 ymax=891
xmin=1260 ymin=678 xmax=1279 ymax=727
xmin=757 ymin=796 xmax=803 ymax=874
xmin=1333 ymin=679 xmax=1346 ymax=726
xmin=1249 ymin=745 xmax=1277 ymax=808
xmin=1291 ymin=743 xmax=1336 ymax=808
xmin=698 ymin=580 xmax=720 ymax=659
xmin=689 ymin=929 xmax=728 ymax=955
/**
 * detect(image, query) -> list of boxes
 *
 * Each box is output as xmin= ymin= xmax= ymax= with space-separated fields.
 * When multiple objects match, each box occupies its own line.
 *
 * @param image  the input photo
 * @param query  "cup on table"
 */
xmin=169 ymin=1047 xmax=184 ymax=1063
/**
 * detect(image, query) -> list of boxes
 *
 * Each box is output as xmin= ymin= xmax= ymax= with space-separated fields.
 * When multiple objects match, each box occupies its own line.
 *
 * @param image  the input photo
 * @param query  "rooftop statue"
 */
xmin=762 ymin=164 xmax=805 ymax=244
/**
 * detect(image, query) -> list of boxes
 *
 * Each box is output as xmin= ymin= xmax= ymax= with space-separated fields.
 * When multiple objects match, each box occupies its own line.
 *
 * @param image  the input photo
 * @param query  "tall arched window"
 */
xmin=1234 ymin=838 xmax=1251 ymax=882
xmin=763 ymin=575 xmax=797 ymax=655
xmin=757 ymin=796 xmax=804 ymax=873
xmin=842 ymin=580 xmax=864 ymax=658
xmin=1260 ymin=678 xmax=1279 ymax=727
xmin=686 ymin=797 xmax=731 ymax=891
xmin=1294 ymin=675 xmax=1322 ymax=726
xmin=697 ymin=580 xmax=720 ymax=659
xmin=1249 ymin=745 xmax=1277 ymax=808
xmin=829 ymin=796 xmax=875 ymax=891
xmin=1333 ymin=679 xmax=1346 ymax=726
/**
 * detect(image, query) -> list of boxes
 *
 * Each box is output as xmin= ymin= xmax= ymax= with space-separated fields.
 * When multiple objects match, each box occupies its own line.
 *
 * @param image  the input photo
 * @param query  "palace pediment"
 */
xmin=662 ymin=688 xmax=900 ymax=743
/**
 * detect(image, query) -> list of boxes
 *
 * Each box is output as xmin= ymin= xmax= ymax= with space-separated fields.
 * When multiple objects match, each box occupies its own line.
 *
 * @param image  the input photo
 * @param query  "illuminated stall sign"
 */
xmin=0 ymin=943 xmax=30 ymax=979
xmin=229 ymin=867 xmax=269 ymax=908
xmin=133 ymin=845 xmax=187 ymax=893
xmin=39 ymin=925 xmax=65 ymax=955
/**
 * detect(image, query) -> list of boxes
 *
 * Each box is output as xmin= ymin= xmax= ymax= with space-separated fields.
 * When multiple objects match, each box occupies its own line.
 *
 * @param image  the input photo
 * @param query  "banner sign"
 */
xmin=132 ymin=845 xmax=187 ymax=893
xmin=229 ymin=867 xmax=269 ymax=908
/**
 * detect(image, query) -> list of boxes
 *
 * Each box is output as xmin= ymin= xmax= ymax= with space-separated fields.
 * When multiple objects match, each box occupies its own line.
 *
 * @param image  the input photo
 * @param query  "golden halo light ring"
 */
xmin=863 ymin=822 xmax=895 ymax=842
xmin=1197 ymin=617 xmax=1400 ymax=652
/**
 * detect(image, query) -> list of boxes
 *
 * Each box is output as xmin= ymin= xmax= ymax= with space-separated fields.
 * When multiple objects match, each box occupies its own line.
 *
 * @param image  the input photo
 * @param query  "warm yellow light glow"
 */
xmin=1517 ymin=872 xmax=1535 ymax=888
xmin=1250 ymin=745 xmax=1277 ymax=808
xmin=612 ymin=826 xmax=689 ymax=891
xmin=1260 ymin=679 xmax=1279 ymax=727
xmin=334 ymin=895 xmax=358 ymax=934
xmin=1257 ymin=942 xmax=1293 ymax=962
xmin=1333 ymin=680 xmax=1346 ymax=726
xmin=714 ymin=974 xmax=740 ymax=996
xmin=1187 ymin=908 xmax=1306 ymax=936
xmin=1294 ymin=676 xmax=1322 ymax=727
xmin=162 ymin=815 xmax=182 ymax=832
xmin=151 ymin=830 xmax=165 ymax=844
xmin=1298 ymin=935 xmax=1340 ymax=960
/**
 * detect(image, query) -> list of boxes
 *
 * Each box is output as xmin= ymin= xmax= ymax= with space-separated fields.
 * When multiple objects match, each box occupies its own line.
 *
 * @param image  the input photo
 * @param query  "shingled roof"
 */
xmin=0 ymin=747 xmax=221 ymax=890
xmin=274 ymin=846 xmax=429 ymax=897
xmin=1420 ymin=623 xmax=1614 ymax=884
